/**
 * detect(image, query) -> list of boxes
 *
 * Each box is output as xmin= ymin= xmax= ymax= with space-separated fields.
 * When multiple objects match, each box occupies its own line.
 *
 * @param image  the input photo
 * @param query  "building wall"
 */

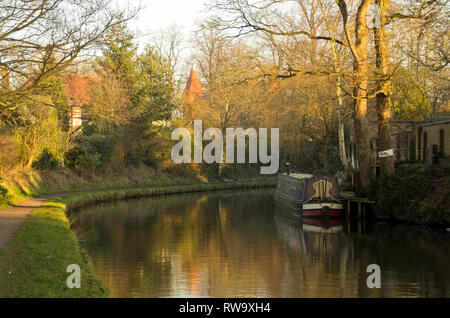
xmin=70 ymin=106 xmax=82 ymax=130
xmin=367 ymin=121 xmax=424 ymax=164
xmin=393 ymin=131 xmax=413 ymax=162
xmin=351 ymin=121 xmax=449 ymax=167
xmin=421 ymin=122 xmax=450 ymax=162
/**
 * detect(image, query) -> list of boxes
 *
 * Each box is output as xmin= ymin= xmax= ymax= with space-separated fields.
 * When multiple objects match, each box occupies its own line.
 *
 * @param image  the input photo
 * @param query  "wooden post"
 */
xmin=347 ymin=201 xmax=351 ymax=218
xmin=358 ymin=202 xmax=362 ymax=218
xmin=362 ymin=218 xmax=366 ymax=233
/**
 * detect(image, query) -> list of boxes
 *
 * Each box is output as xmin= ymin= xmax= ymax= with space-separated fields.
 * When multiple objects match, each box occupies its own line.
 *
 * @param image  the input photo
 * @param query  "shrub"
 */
xmin=32 ymin=149 xmax=59 ymax=170
xmin=0 ymin=134 xmax=19 ymax=170
xmin=64 ymin=133 xmax=115 ymax=169
xmin=370 ymin=160 xmax=449 ymax=225
xmin=75 ymin=153 xmax=102 ymax=170
xmin=0 ymin=185 xmax=12 ymax=206
xmin=82 ymin=134 xmax=115 ymax=159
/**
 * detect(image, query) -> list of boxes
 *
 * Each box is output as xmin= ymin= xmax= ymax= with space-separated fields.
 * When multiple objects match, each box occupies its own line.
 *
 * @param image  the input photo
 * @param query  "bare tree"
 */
xmin=393 ymin=1 xmax=449 ymax=121
xmin=208 ymin=0 xmax=374 ymax=191
xmin=151 ymin=24 xmax=185 ymax=75
xmin=89 ymin=75 xmax=132 ymax=135
xmin=318 ymin=0 xmax=350 ymax=174
xmin=192 ymin=23 xmax=261 ymax=129
xmin=371 ymin=0 xmax=446 ymax=174
xmin=0 ymin=0 xmax=138 ymax=111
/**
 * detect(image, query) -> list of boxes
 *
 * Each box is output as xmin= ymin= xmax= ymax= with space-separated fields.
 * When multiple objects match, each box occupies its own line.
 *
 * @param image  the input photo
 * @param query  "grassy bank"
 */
xmin=0 ymin=199 xmax=108 ymax=297
xmin=63 ymin=181 xmax=276 ymax=215
xmin=0 ymin=180 xmax=275 ymax=297
xmin=0 ymin=165 xmax=199 ymax=209
xmin=0 ymin=165 xmax=275 ymax=209
xmin=371 ymin=158 xmax=450 ymax=227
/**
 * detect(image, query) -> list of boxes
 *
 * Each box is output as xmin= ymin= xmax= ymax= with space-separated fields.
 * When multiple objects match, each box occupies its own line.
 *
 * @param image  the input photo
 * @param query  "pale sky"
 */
xmin=112 ymin=0 xmax=208 ymax=77
xmin=127 ymin=0 xmax=207 ymax=46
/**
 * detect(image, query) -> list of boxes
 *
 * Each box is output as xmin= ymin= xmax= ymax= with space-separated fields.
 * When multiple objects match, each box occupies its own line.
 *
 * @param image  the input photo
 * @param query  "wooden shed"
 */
xmin=417 ymin=121 xmax=450 ymax=163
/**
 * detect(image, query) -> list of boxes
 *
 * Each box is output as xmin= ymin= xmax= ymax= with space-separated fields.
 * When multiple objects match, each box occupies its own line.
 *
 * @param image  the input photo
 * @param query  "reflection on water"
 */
xmin=73 ymin=190 xmax=450 ymax=297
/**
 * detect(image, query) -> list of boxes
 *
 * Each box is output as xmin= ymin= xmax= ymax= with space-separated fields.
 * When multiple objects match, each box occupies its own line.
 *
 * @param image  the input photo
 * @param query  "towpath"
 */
xmin=0 ymin=197 xmax=50 ymax=249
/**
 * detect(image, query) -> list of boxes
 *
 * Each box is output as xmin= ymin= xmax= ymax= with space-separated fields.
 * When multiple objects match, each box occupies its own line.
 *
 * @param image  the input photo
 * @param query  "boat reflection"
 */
xmin=302 ymin=217 xmax=344 ymax=233
xmin=273 ymin=207 xmax=344 ymax=259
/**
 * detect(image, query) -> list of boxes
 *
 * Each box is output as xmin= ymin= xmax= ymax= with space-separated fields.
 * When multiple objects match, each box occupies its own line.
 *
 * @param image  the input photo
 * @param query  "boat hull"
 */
xmin=273 ymin=174 xmax=344 ymax=218
xmin=302 ymin=203 xmax=344 ymax=217
xmin=274 ymin=192 xmax=344 ymax=218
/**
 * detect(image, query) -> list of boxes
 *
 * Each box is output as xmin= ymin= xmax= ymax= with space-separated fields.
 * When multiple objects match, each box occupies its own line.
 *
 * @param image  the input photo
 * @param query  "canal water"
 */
xmin=73 ymin=189 xmax=450 ymax=297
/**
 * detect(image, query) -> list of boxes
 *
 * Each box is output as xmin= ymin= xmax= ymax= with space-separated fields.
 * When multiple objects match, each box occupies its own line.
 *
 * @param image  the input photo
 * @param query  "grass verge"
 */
xmin=0 ymin=166 xmax=198 ymax=209
xmin=64 ymin=181 xmax=276 ymax=215
xmin=0 ymin=199 xmax=108 ymax=297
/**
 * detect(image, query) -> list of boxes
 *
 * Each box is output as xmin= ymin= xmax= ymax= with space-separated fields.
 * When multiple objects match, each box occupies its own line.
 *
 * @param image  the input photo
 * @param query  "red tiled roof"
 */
xmin=62 ymin=74 xmax=101 ymax=105
xmin=184 ymin=69 xmax=203 ymax=96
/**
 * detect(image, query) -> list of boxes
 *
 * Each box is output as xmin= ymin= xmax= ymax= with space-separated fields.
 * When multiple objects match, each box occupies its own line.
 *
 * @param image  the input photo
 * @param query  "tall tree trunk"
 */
xmin=353 ymin=72 xmax=371 ymax=192
xmin=318 ymin=0 xmax=350 ymax=174
xmin=374 ymin=0 xmax=395 ymax=175
xmin=350 ymin=0 xmax=373 ymax=192
xmin=335 ymin=60 xmax=350 ymax=174
xmin=322 ymin=129 xmax=329 ymax=171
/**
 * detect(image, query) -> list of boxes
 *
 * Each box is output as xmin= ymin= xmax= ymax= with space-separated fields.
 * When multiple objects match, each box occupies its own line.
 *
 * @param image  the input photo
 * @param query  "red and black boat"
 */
xmin=273 ymin=173 xmax=344 ymax=218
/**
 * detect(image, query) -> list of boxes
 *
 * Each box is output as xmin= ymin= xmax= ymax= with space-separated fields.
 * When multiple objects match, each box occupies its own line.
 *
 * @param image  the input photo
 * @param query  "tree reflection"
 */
xmin=73 ymin=190 xmax=450 ymax=297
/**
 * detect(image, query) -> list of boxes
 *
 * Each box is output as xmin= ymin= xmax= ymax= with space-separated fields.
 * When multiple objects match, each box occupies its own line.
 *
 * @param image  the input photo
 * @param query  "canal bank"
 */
xmin=341 ymin=158 xmax=450 ymax=228
xmin=370 ymin=158 xmax=450 ymax=227
xmin=0 ymin=181 xmax=275 ymax=297
xmin=1 ymin=163 xmax=448 ymax=297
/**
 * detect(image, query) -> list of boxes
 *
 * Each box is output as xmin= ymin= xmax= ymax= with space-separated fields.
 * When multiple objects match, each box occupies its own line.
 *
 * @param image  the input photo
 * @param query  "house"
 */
xmin=385 ymin=120 xmax=449 ymax=163
xmin=3 ymin=73 xmax=101 ymax=131
xmin=380 ymin=120 xmax=424 ymax=163
xmin=183 ymin=69 xmax=204 ymax=103
xmin=349 ymin=120 xmax=450 ymax=171
xmin=181 ymin=69 xmax=204 ymax=119
xmin=417 ymin=121 xmax=450 ymax=163
xmin=62 ymin=70 xmax=204 ymax=129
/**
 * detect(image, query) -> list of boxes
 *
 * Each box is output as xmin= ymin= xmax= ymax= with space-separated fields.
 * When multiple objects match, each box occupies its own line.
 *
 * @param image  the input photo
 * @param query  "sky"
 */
xmin=126 ymin=0 xmax=207 ymax=47
xmin=112 ymin=0 xmax=208 ymax=78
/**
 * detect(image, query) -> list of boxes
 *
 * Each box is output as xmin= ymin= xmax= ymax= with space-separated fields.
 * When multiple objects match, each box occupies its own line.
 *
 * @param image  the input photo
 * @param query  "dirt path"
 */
xmin=0 ymin=197 xmax=50 ymax=249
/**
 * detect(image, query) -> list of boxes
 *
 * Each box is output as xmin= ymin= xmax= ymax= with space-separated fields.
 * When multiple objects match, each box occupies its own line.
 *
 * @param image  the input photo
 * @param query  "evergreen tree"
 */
xmin=98 ymin=23 xmax=176 ymax=126
xmin=135 ymin=45 xmax=176 ymax=125
xmin=96 ymin=22 xmax=177 ymax=166
xmin=97 ymin=23 xmax=138 ymax=103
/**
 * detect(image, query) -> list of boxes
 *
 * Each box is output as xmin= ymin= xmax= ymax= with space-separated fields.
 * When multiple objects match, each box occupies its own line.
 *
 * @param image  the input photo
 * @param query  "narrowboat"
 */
xmin=273 ymin=173 xmax=344 ymax=218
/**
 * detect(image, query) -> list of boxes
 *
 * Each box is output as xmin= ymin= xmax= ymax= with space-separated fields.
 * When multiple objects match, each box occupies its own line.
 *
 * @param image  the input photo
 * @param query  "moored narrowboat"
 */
xmin=273 ymin=173 xmax=344 ymax=218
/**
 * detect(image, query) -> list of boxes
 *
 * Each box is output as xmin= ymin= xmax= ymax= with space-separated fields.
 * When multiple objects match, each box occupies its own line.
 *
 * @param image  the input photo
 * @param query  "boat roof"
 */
xmin=281 ymin=173 xmax=314 ymax=179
